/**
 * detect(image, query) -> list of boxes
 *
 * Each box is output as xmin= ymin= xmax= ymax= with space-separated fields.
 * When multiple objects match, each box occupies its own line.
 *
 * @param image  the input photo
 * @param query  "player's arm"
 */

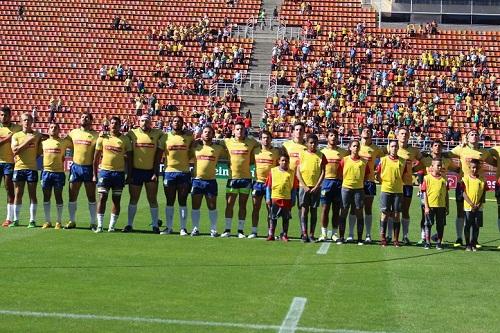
xmin=265 ymin=173 xmax=272 ymax=206
xmin=124 ymin=138 xmax=133 ymax=183
xmin=421 ymin=180 xmax=430 ymax=215
xmin=291 ymin=175 xmax=299 ymax=207
xmin=312 ymin=155 xmax=327 ymax=193
xmin=485 ymin=151 xmax=496 ymax=167
xmin=93 ymin=137 xmax=103 ymax=182
xmin=461 ymin=182 xmax=475 ymax=211
xmin=296 ymin=162 xmax=308 ymax=191
xmin=478 ymin=182 xmax=486 ymax=210
xmin=375 ymin=162 xmax=381 ymax=183
xmin=445 ymin=188 xmax=449 ymax=215
xmin=0 ymin=132 xmax=14 ymax=145
xmin=11 ymin=133 xmax=35 ymax=155
xmin=363 ymin=162 xmax=370 ymax=181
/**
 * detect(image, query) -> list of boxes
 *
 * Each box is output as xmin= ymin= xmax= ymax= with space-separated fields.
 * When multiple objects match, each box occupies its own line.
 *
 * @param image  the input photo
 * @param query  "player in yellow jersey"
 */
xmin=462 ymin=159 xmax=486 ymax=251
xmin=297 ymin=134 xmax=327 ymax=242
xmin=125 ymin=115 xmax=164 ymax=233
xmin=0 ymin=107 xmax=22 ymax=227
xmin=10 ymin=113 xmax=42 ymax=228
xmin=249 ymin=130 xmax=279 ymax=239
xmin=421 ymin=159 xmax=449 ymax=250
xmin=350 ymin=127 xmax=384 ymax=243
xmin=376 ymin=140 xmax=408 ymax=247
xmin=337 ymin=140 xmax=370 ymax=245
xmin=488 ymin=144 xmax=500 ymax=241
xmin=394 ymin=127 xmax=422 ymax=245
xmin=265 ymin=150 xmax=298 ymax=242
xmin=449 ymin=129 xmax=494 ymax=246
xmin=282 ymin=123 xmax=306 ymax=216
xmin=41 ymin=123 xmax=72 ymax=229
xmin=66 ymin=112 xmax=99 ymax=230
xmin=221 ymin=122 xmax=258 ymax=238
xmin=161 ymin=116 xmax=193 ymax=236
xmin=93 ymin=116 xmax=132 ymax=233
xmin=319 ymin=129 xmax=347 ymax=242
xmin=190 ymin=125 xmax=225 ymax=237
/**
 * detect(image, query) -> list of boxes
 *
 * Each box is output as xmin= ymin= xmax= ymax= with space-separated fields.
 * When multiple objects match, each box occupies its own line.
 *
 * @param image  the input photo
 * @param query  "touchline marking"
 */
xmin=317 ymin=242 xmax=331 ymax=255
xmin=279 ymin=297 xmax=308 ymax=333
xmin=0 ymin=309 xmax=393 ymax=333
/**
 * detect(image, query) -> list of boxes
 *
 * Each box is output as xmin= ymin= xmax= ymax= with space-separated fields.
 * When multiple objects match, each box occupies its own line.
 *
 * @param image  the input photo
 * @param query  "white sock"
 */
xmin=29 ymin=203 xmax=37 ymax=222
xmin=365 ymin=215 xmax=372 ymax=236
xmin=97 ymin=213 xmax=104 ymax=228
xmin=225 ymin=217 xmax=232 ymax=231
xmin=56 ymin=204 xmax=63 ymax=223
xmin=127 ymin=204 xmax=137 ymax=227
xmin=192 ymin=209 xmax=200 ymax=229
xmin=402 ymin=218 xmax=410 ymax=238
xmin=179 ymin=206 xmax=187 ymax=230
xmin=209 ymin=210 xmax=217 ymax=231
xmin=6 ymin=203 xmax=12 ymax=221
xmin=387 ymin=218 xmax=393 ymax=238
xmin=251 ymin=226 xmax=257 ymax=234
xmin=14 ymin=204 xmax=21 ymax=221
xmin=348 ymin=214 xmax=356 ymax=237
xmin=43 ymin=202 xmax=51 ymax=223
xmin=321 ymin=227 xmax=328 ymax=235
xmin=238 ymin=219 xmax=245 ymax=231
xmin=150 ymin=207 xmax=159 ymax=227
xmin=165 ymin=206 xmax=174 ymax=229
xmin=68 ymin=201 xmax=77 ymax=222
xmin=88 ymin=202 xmax=97 ymax=225
xmin=109 ymin=213 xmax=118 ymax=228
xmin=455 ymin=217 xmax=464 ymax=239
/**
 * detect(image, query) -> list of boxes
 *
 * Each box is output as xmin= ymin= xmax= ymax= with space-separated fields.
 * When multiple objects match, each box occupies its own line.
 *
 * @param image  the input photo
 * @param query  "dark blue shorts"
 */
xmin=364 ymin=181 xmax=376 ymax=196
xmin=13 ymin=169 xmax=38 ymax=183
xmin=252 ymin=181 xmax=267 ymax=197
xmin=403 ymin=185 xmax=414 ymax=198
xmin=191 ymin=179 xmax=218 ymax=197
xmin=69 ymin=163 xmax=93 ymax=183
xmin=131 ymin=168 xmax=155 ymax=186
xmin=455 ymin=182 xmax=464 ymax=201
xmin=226 ymin=178 xmax=252 ymax=194
xmin=41 ymin=171 xmax=65 ymax=189
xmin=97 ymin=170 xmax=125 ymax=189
xmin=163 ymin=171 xmax=191 ymax=187
xmin=320 ymin=178 xmax=342 ymax=205
xmin=0 ymin=163 xmax=14 ymax=176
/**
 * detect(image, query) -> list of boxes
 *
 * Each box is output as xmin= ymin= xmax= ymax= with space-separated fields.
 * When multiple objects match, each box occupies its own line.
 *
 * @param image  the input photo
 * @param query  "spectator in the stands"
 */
xmin=124 ymin=77 xmax=132 ymax=92
xmin=99 ymin=65 xmax=107 ymax=80
xmin=17 ymin=5 xmax=25 ymax=20
xmin=108 ymin=66 xmax=116 ymax=80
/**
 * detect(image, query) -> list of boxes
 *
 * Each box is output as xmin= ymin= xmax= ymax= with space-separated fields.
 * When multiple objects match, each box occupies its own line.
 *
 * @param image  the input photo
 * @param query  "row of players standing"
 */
xmin=0 ymin=106 xmax=498 ymax=248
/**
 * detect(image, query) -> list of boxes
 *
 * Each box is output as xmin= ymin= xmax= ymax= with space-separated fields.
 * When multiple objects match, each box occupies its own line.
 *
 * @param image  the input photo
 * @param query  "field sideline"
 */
xmin=1 ymin=180 xmax=500 ymax=333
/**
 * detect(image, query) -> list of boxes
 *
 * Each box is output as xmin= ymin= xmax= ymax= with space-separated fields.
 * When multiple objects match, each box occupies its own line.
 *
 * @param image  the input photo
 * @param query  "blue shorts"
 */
xmin=455 ymin=182 xmax=464 ymax=201
xmin=403 ymin=185 xmax=413 ymax=198
xmin=163 ymin=171 xmax=191 ymax=187
xmin=97 ymin=170 xmax=125 ymax=189
xmin=0 ymin=163 xmax=14 ymax=176
xmin=69 ymin=163 xmax=93 ymax=183
xmin=41 ymin=171 xmax=65 ymax=189
xmin=191 ymin=179 xmax=218 ymax=197
xmin=320 ymin=178 xmax=342 ymax=205
xmin=226 ymin=178 xmax=252 ymax=194
xmin=252 ymin=181 xmax=267 ymax=197
xmin=131 ymin=168 xmax=155 ymax=186
xmin=364 ymin=181 xmax=376 ymax=196
xmin=12 ymin=169 xmax=38 ymax=183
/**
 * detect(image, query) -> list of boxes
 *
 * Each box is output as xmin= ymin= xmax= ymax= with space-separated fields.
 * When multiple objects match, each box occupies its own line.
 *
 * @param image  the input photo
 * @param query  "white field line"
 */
xmin=0 ymin=309 xmax=393 ymax=333
xmin=316 ymin=242 xmax=331 ymax=255
xmin=279 ymin=297 xmax=308 ymax=333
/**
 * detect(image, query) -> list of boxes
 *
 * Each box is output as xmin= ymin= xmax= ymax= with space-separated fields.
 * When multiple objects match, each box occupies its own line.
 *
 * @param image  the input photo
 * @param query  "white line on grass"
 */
xmin=279 ymin=297 xmax=308 ymax=333
xmin=316 ymin=242 xmax=331 ymax=255
xmin=0 ymin=309 xmax=393 ymax=333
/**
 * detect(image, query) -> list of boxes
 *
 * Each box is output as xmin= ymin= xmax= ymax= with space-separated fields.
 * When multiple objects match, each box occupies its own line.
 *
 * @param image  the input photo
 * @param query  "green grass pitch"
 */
xmin=1 ymin=180 xmax=500 ymax=333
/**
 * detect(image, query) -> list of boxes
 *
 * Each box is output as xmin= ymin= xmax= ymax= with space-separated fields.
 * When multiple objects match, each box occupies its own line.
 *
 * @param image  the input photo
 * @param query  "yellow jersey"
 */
xmin=321 ymin=146 xmax=347 ymax=180
xmin=96 ymin=134 xmax=132 ymax=172
xmin=450 ymin=145 xmax=491 ymax=179
xmin=267 ymin=166 xmax=297 ymax=200
xmin=298 ymin=150 xmax=326 ymax=187
xmin=11 ymin=131 xmax=42 ymax=170
xmin=378 ymin=156 xmax=407 ymax=193
xmin=192 ymin=143 xmax=225 ymax=180
xmin=462 ymin=174 xmax=486 ymax=211
xmin=42 ymin=137 xmax=72 ymax=172
xmin=164 ymin=132 xmax=193 ymax=172
xmin=254 ymin=146 xmax=279 ymax=183
xmin=223 ymin=137 xmax=258 ymax=179
xmin=420 ymin=156 xmax=453 ymax=176
xmin=396 ymin=145 xmax=421 ymax=185
xmin=283 ymin=140 xmax=306 ymax=172
xmin=127 ymin=128 xmax=165 ymax=170
xmin=359 ymin=143 xmax=384 ymax=182
xmin=0 ymin=123 xmax=22 ymax=163
xmin=489 ymin=146 xmax=500 ymax=178
xmin=422 ymin=174 xmax=448 ymax=208
xmin=340 ymin=156 xmax=369 ymax=189
xmin=68 ymin=128 xmax=98 ymax=165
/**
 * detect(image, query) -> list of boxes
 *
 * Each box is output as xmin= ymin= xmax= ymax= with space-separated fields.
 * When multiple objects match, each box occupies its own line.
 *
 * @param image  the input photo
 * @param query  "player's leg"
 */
xmin=109 ymin=186 xmax=123 ymax=232
xmin=206 ymin=192 xmax=218 ymax=237
xmin=364 ymin=194 xmax=374 ymax=242
xmin=309 ymin=191 xmax=320 ymax=240
xmin=96 ymin=187 xmax=108 ymax=233
xmin=338 ymin=189 xmax=351 ymax=243
xmin=268 ymin=204 xmax=278 ymax=240
xmin=191 ymin=193 xmax=203 ymax=235
xmin=144 ymin=180 xmax=159 ymax=233
xmin=223 ymin=190 xmax=237 ymax=237
xmin=435 ymin=208 xmax=445 ymax=250
xmin=177 ymin=178 xmax=190 ymax=235
xmin=354 ymin=190 xmax=365 ymax=245
xmin=454 ymin=184 xmax=465 ymax=246
xmin=26 ymin=179 xmax=38 ymax=228
xmin=347 ymin=207 xmax=356 ymax=242
xmin=2 ymin=170 xmax=15 ymax=226
xmin=237 ymin=192 xmax=249 ymax=238
xmin=250 ymin=193 xmax=263 ymax=238
xmin=12 ymin=175 xmax=25 ymax=226
xmin=125 ymin=183 xmax=142 ymax=232
xmin=379 ymin=192 xmax=390 ymax=246
xmin=320 ymin=202 xmax=331 ymax=241
xmin=281 ymin=208 xmax=290 ymax=242
xmin=463 ymin=211 xmax=472 ymax=250
xmin=42 ymin=184 xmax=53 ymax=228
xmin=424 ymin=209 xmax=434 ymax=249
xmin=401 ymin=185 xmax=413 ymax=244
xmin=53 ymin=184 xmax=64 ymax=229
xmin=472 ymin=211 xmax=482 ymax=251
xmin=67 ymin=180 xmax=82 ymax=228
xmin=83 ymin=181 xmax=97 ymax=229
xmin=163 ymin=182 xmax=177 ymax=234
